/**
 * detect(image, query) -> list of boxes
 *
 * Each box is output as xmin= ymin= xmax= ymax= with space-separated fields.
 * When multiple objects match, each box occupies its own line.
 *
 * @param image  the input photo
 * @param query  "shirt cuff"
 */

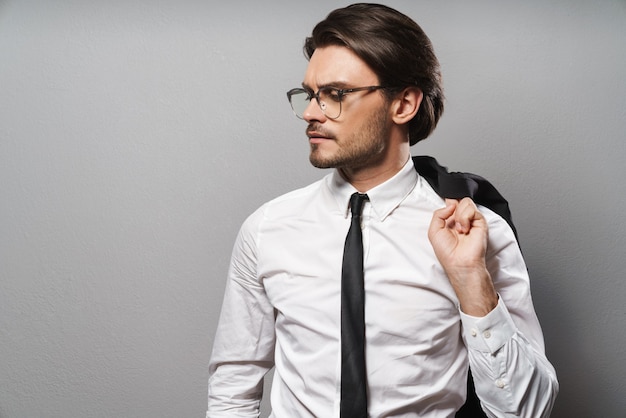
xmin=460 ymin=297 xmax=517 ymax=354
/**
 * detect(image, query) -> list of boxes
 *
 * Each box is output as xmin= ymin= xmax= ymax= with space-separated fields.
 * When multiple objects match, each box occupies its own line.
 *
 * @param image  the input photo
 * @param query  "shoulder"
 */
xmin=478 ymin=204 xmax=522 ymax=258
xmin=241 ymin=176 xmax=328 ymax=229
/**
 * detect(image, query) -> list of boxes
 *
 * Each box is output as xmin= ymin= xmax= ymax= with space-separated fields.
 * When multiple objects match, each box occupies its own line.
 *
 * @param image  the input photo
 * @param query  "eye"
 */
xmin=322 ymin=87 xmax=343 ymax=102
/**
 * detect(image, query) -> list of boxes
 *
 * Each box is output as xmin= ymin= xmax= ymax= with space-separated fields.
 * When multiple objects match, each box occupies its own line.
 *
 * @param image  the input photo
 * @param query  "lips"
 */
xmin=307 ymin=131 xmax=329 ymax=139
xmin=306 ymin=124 xmax=334 ymax=141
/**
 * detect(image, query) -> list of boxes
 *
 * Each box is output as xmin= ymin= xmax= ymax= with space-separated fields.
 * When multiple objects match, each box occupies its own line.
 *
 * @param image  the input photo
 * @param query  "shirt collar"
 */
xmin=328 ymin=158 xmax=418 ymax=222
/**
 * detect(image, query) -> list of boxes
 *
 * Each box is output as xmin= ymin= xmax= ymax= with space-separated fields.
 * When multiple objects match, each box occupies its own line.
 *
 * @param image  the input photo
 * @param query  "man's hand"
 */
xmin=428 ymin=198 xmax=498 ymax=316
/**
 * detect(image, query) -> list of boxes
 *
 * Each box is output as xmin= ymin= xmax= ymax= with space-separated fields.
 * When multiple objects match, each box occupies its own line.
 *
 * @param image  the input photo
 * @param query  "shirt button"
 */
xmin=471 ymin=328 xmax=478 ymax=337
xmin=496 ymin=379 xmax=506 ymax=389
xmin=483 ymin=330 xmax=492 ymax=339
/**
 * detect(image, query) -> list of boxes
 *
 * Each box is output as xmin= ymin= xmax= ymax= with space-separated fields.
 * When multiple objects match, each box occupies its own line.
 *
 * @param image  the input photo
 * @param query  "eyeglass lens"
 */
xmin=289 ymin=89 xmax=341 ymax=119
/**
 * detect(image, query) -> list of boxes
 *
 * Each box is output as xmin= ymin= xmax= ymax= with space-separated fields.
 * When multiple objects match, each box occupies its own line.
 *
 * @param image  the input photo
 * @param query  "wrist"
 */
xmin=447 ymin=268 xmax=498 ymax=317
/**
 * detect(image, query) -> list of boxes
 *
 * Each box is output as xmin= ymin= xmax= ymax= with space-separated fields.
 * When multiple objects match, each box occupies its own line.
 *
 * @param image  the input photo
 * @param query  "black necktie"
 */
xmin=341 ymin=192 xmax=369 ymax=418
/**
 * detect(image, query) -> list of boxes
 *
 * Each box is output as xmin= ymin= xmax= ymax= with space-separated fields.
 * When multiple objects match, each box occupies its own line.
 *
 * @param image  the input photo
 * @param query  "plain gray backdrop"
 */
xmin=1 ymin=0 xmax=625 ymax=417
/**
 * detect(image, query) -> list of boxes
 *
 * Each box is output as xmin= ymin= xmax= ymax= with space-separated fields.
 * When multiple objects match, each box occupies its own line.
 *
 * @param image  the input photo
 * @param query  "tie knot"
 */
xmin=349 ymin=193 xmax=368 ymax=218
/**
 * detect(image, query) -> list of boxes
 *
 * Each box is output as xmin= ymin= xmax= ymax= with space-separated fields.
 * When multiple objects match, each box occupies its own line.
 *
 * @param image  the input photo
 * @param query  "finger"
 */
xmin=443 ymin=199 xmax=461 ymax=229
xmin=453 ymin=198 xmax=479 ymax=234
xmin=428 ymin=201 xmax=457 ymax=236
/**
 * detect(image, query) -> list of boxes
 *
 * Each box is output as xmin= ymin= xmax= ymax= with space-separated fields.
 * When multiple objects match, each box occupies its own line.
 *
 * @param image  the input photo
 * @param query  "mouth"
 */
xmin=307 ymin=133 xmax=330 ymax=144
xmin=306 ymin=126 xmax=334 ymax=144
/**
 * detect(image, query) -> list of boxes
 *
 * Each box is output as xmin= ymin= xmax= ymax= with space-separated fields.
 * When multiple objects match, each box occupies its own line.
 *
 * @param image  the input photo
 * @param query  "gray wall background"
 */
xmin=1 ymin=0 xmax=625 ymax=417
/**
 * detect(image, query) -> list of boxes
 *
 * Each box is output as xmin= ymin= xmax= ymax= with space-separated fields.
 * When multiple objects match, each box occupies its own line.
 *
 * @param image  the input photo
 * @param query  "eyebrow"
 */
xmin=301 ymin=81 xmax=353 ymax=91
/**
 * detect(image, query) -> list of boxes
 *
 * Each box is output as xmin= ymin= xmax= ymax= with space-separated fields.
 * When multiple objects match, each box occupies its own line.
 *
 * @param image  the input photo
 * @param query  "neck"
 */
xmin=340 ymin=144 xmax=410 ymax=192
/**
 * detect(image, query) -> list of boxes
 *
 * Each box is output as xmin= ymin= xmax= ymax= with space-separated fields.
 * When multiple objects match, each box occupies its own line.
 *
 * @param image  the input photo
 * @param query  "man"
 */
xmin=208 ymin=3 xmax=558 ymax=417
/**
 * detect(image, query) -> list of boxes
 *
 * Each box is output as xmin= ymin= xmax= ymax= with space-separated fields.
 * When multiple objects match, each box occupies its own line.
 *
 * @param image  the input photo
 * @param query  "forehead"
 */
xmin=303 ymin=45 xmax=378 ymax=88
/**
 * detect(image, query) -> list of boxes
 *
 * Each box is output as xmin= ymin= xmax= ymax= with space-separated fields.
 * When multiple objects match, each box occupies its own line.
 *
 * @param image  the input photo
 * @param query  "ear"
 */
xmin=390 ymin=87 xmax=423 ymax=125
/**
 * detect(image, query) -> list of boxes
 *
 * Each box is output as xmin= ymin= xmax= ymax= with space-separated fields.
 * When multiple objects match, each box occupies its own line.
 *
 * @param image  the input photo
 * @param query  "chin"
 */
xmin=309 ymin=156 xmax=334 ymax=169
xmin=309 ymin=151 xmax=339 ymax=169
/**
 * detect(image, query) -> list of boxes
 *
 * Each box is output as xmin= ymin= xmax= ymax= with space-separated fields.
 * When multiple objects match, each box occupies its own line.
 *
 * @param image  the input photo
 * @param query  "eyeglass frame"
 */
xmin=286 ymin=85 xmax=393 ymax=120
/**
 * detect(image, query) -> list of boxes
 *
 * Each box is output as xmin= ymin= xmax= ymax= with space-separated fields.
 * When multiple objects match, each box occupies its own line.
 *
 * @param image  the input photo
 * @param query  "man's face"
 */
xmin=301 ymin=45 xmax=392 ymax=171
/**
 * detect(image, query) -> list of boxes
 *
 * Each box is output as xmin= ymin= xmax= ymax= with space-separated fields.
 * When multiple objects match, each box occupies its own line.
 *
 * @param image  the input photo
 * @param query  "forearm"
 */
xmin=207 ymin=301 xmax=275 ymax=416
xmin=207 ymin=361 xmax=272 ymax=418
xmin=446 ymin=266 xmax=498 ymax=317
xmin=207 ymin=281 xmax=276 ymax=416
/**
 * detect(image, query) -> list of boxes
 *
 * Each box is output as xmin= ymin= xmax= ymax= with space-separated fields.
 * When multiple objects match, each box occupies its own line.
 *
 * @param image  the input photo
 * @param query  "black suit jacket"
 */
xmin=413 ymin=155 xmax=518 ymax=418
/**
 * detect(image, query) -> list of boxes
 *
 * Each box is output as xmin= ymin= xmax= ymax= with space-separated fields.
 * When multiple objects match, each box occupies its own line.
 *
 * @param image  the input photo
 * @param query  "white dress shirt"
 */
xmin=207 ymin=158 xmax=558 ymax=418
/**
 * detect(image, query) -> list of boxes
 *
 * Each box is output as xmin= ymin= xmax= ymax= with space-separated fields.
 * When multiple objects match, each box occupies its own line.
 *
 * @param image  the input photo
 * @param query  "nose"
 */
xmin=302 ymin=97 xmax=327 ymax=123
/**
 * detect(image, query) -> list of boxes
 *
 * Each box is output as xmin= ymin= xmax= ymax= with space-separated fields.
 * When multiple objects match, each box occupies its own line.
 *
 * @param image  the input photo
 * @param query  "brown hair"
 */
xmin=304 ymin=3 xmax=444 ymax=145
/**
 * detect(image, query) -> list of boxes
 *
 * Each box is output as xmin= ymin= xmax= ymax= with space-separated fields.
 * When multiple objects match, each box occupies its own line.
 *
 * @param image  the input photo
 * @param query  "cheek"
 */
xmin=335 ymin=102 xmax=391 ymax=144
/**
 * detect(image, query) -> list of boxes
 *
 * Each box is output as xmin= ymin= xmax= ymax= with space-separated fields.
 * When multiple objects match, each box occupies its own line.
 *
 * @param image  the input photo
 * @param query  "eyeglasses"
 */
xmin=286 ymin=85 xmax=389 ymax=119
